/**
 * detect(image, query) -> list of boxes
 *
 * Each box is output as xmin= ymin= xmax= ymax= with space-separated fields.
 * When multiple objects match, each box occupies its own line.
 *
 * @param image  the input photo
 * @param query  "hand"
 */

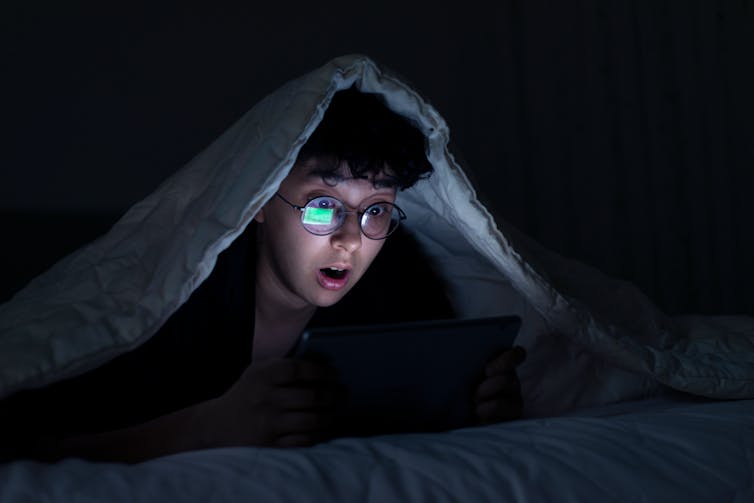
xmin=197 ymin=358 xmax=341 ymax=448
xmin=474 ymin=346 xmax=526 ymax=424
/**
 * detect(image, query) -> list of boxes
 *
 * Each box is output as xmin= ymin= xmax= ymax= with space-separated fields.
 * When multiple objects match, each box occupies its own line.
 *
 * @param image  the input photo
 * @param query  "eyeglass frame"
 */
xmin=274 ymin=192 xmax=406 ymax=240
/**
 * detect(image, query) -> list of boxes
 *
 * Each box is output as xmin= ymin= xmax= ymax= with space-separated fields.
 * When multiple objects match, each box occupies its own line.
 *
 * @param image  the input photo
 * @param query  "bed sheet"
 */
xmin=1 ymin=396 xmax=752 ymax=502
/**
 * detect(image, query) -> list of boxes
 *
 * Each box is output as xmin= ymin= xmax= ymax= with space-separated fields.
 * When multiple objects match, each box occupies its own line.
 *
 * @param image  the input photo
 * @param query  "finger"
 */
xmin=475 ymin=374 xmax=521 ymax=402
xmin=270 ymin=386 xmax=339 ymax=411
xmin=274 ymin=411 xmax=334 ymax=436
xmin=276 ymin=429 xmax=334 ymax=449
xmin=476 ymin=395 xmax=524 ymax=424
xmin=486 ymin=346 xmax=526 ymax=372
xmin=266 ymin=359 xmax=337 ymax=385
xmin=486 ymin=346 xmax=527 ymax=376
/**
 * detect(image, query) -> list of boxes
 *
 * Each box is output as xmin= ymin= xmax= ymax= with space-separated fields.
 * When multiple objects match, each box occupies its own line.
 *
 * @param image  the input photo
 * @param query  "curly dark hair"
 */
xmin=296 ymin=86 xmax=433 ymax=190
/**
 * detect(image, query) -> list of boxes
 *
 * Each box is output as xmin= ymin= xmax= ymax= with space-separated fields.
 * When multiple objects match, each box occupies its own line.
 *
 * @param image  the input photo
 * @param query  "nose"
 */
xmin=330 ymin=212 xmax=362 ymax=253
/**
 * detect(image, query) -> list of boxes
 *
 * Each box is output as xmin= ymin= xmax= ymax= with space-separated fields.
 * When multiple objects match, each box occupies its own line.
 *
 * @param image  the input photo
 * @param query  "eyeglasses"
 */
xmin=275 ymin=193 xmax=406 ymax=240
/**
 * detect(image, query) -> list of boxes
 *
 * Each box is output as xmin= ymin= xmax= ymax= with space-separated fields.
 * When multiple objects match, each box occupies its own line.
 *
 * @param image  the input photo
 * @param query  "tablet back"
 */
xmin=294 ymin=315 xmax=521 ymax=436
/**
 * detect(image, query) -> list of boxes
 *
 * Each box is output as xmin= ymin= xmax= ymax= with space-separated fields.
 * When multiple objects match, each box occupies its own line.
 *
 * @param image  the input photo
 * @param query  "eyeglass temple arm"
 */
xmin=275 ymin=192 xmax=305 ymax=211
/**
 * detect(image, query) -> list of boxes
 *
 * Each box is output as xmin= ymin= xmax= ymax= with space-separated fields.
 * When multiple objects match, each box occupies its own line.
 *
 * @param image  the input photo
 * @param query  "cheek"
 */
xmin=258 ymin=213 xmax=309 ymax=270
xmin=263 ymin=204 xmax=309 ymax=247
xmin=273 ymin=228 xmax=317 ymax=271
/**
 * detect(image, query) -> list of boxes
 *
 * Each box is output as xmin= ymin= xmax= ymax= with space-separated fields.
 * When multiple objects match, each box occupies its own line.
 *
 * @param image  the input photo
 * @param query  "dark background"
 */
xmin=1 ymin=1 xmax=752 ymax=315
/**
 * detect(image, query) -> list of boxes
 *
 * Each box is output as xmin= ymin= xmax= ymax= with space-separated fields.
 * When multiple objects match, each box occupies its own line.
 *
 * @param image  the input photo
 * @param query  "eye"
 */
xmin=303 ymin=197 xmax=342 ymax=227
xmin=366 ymin=203 xmax=389 ymax=217
xmin=313 ymin=196 xmax=339 ymax=209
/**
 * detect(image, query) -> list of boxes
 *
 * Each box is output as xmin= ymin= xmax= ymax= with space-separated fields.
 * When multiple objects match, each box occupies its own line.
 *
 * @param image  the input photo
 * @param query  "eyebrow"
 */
xmin=304 ymin=166 xmax=337 ymax=179
xmin=303 ymin=167 xmax=398 ymax=190
xmin=372 ymin=176 xmax=399 ymax=189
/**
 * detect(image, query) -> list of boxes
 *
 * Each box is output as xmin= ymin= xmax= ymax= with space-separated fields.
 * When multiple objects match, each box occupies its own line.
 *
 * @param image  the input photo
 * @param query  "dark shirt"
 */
xmin=0 ymin=224 xmax=454 ymax=454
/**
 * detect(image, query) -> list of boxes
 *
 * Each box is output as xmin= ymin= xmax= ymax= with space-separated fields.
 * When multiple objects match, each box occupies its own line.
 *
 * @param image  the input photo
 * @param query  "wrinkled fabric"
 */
xmin=1 ymin=54 xmax=753 ymax=416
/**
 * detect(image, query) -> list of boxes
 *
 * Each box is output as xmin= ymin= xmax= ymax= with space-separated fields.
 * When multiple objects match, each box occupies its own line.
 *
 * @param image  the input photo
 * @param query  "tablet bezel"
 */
xmin=293 ymin=315 xmax=522 ymax=435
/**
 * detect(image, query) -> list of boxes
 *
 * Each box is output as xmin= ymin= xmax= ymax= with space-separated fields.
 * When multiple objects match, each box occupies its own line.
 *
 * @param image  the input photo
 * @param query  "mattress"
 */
xmin=1 ymin=396 xmax=751 ymax=501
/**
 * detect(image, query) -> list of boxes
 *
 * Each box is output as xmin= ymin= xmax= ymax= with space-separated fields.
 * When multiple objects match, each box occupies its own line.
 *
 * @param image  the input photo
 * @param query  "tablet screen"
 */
xmin=293 ymin=315 xmax=521 ymax=436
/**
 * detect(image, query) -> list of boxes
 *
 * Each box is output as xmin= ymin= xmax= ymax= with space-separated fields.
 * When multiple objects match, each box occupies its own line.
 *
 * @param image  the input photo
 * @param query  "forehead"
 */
xmin=283 ymin=158 xmax=397 ymax=190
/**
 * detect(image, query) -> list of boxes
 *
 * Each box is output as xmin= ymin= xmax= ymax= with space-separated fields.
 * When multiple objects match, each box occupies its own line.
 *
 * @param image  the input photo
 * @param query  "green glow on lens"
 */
xmin=302 ymin=207 xmax=334 ymax=225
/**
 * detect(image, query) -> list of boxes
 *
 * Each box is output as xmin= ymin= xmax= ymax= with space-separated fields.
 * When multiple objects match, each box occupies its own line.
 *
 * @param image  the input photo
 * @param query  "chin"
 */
xmin=312 ymin=289 xmax=351 ymax=308
xmin=314 ymin=295 xmax=345 ymax=308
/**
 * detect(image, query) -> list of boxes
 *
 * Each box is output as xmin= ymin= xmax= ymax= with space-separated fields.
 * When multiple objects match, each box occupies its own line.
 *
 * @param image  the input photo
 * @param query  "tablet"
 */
xmin=293 ymin=315 xmax=521 ymax=436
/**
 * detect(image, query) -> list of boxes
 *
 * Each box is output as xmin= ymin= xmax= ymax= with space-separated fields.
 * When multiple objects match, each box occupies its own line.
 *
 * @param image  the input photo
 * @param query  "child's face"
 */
xmin=254 ymin=159 xmax=397 ymax=310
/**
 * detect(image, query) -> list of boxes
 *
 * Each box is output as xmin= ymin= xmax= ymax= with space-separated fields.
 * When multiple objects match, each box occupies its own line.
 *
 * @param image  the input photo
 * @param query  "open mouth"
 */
xmin=320 ymin=266 xmax=348 ymax=280
xmin=317 ymin=266 xmax=352 ymax=291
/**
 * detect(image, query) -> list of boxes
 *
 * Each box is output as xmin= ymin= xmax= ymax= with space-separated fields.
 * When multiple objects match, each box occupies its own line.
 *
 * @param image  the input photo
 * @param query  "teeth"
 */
xmin=328 ymin=267 xmax=344 ymax=271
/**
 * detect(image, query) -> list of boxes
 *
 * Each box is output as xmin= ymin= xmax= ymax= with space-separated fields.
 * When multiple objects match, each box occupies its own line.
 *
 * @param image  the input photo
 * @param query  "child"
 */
xmin=0 ymin=88 xmax=525 ymax=462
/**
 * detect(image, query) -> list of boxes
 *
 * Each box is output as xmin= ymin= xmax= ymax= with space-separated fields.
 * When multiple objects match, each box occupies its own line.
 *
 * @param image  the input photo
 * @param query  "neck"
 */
xmin=252 ymin=273 xmax=317 ymax=362
xmin=254 ymin=291 xmax=316 ymax=332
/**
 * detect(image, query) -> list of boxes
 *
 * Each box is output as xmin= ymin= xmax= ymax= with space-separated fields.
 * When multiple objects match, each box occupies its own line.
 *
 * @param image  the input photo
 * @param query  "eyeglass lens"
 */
xmin=301 ymin=196 xmax=399 ymax=238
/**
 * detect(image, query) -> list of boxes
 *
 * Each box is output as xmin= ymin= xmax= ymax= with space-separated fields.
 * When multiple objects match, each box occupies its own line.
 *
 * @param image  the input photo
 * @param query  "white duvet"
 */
xmin=0 ymin=54 xmax=753 ymax=417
